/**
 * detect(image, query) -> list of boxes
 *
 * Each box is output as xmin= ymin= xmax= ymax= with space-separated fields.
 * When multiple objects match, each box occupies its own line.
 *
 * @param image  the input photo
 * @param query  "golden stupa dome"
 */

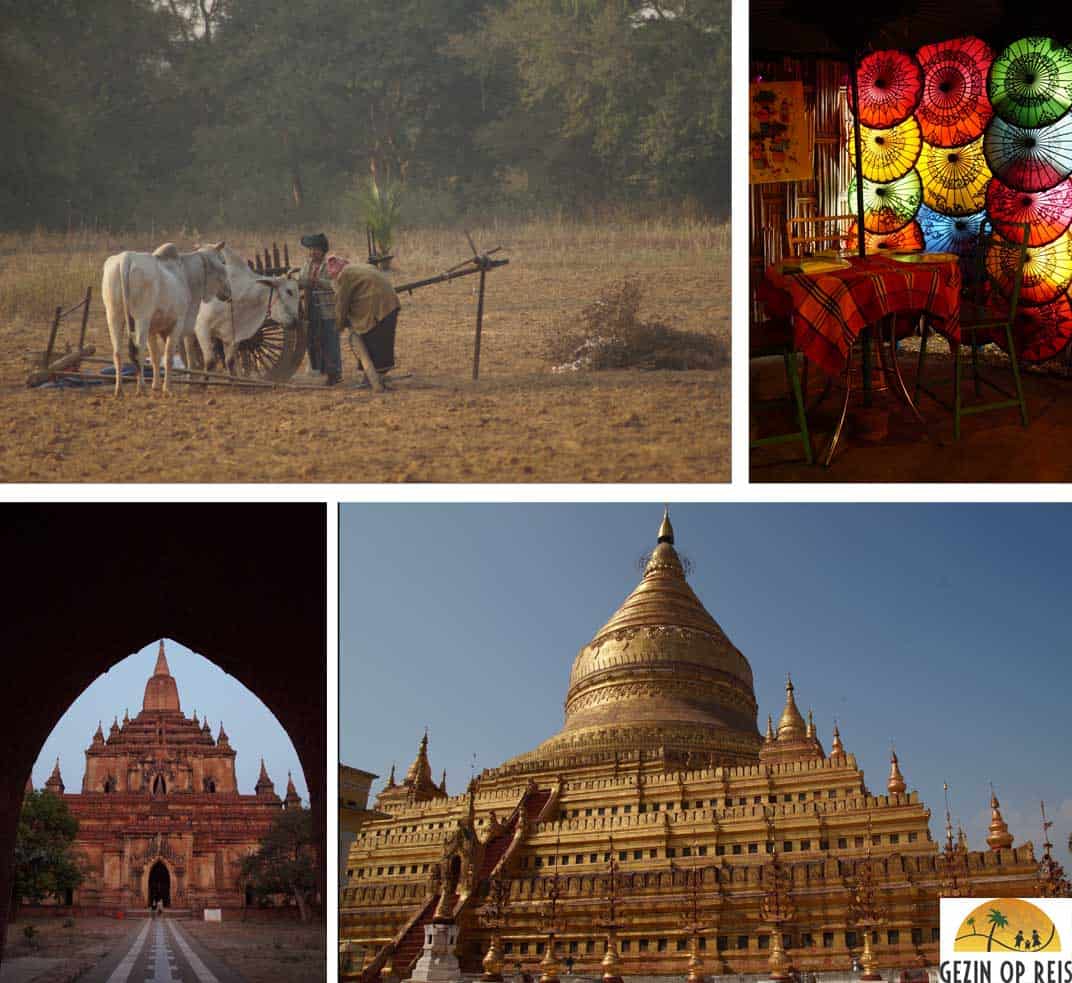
xmin=524 ymin=510 xmax=761 ymax=767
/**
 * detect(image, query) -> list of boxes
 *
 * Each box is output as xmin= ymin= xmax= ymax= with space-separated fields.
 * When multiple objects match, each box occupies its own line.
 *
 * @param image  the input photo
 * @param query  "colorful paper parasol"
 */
xmin=846 ymin=219 xmax=925 ymax=254
xmin=916 ymin=204 xmax=986 ymax=256
xmin=984 ymin=113 xmax=1072 ymax=192
xmin=916 ymin=36 xmax=994 ymax=147
xmin=919 ymin=136 xmax=992 ymax=215
xmin=988 ymin=37 xmax=1072 ymax=129
xmin=859 ymin=118 xmax=923 ymax=181
xmin=850 ymin=49 xmax=924 ymax=128
xmin=986 ymin=230 xmax=1072 ymax=306
xmin=986 ymin=177 xmax=1072 ymax=247
xmin=848 ymin=169 xmax=922 ymax=233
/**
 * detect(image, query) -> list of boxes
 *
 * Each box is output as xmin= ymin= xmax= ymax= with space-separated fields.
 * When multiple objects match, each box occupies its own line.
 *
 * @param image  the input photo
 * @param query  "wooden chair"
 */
xmin=750 ymin=269 xmax=813 ymax=464
xmin=785 ymin=215 xmax=856 ymax=257
xmin=915 ymin=221 xmax=1030 ymax=440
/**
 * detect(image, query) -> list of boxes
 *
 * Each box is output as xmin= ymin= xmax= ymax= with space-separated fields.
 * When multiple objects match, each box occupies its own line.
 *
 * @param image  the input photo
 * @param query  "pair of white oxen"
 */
xmin=100 ymin=241 xmax=302 ymax=396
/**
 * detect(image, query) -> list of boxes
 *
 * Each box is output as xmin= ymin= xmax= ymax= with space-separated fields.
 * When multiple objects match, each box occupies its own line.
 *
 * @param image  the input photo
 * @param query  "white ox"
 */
xmin=190 ymin=246 xmax=300 ymax=374
xmin=101 ymin=242 xmax=230 ymax=396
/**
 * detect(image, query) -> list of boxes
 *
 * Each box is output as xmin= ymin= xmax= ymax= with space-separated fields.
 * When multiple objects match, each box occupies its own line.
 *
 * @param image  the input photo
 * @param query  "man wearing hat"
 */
xmin=297 ymin=232 xmax=343 ymax=384
xmin=332 ymin=260 xmax=401 ymax=382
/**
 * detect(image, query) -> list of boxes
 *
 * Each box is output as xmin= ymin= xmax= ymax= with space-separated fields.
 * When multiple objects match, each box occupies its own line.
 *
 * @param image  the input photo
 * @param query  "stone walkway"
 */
xmin=77 ymin=917 xmax=244 ymax=983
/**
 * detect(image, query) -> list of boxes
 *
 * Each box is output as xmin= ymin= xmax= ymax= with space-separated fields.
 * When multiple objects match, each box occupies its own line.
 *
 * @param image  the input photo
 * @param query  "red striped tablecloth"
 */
xmin=759 ymin=254 xmax=962 ymax=376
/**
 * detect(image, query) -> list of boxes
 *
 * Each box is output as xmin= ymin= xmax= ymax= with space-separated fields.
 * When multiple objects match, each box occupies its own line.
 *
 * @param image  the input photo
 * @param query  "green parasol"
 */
xmin=989 ymin=37 xmax=1072 ymax=129
xmin=848 ymin=169 xmax=923 ymax=233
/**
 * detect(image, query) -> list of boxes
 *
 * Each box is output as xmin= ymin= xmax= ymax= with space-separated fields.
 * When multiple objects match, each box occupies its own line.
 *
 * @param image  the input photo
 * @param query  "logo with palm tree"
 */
xmin=955 ymin=900 xmax=1060 ymax=953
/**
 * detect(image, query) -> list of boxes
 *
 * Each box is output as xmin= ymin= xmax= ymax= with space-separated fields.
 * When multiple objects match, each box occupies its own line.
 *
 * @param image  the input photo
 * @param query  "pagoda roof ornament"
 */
xmin=217 ymin=721 xmax=229 ymax=746
xmin=45 ymin=757 xmax=64 ymax=794
xmin=887 ymin=748 xmax=906 ymax=796
xmin=765 ymin=714 xmax=775 ymax=742
xmin=831 ymin=721 xmax=844 ymax=756
xmin=986 ymin=784 xmax=1014 ymax=850
xmin=776 ymin=674 xmax=806 ymax=742
xmin=93 ymin=721 xmax=104 ymax=745
xmin=255 ymin=757 xmax=275 ymax=796
xmin=284 ymin=772 xmax=301 ymax=807
xmin=657 ymin=506 xmax=674 ymax=544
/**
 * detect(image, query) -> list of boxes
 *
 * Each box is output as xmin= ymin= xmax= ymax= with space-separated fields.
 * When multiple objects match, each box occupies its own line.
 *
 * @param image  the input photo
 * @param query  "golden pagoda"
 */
xmin=340 ymin=513 xmax=1047 ymax=981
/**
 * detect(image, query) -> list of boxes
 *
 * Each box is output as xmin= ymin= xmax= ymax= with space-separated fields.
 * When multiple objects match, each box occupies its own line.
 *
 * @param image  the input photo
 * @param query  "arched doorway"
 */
xmin=148 ymin=861 xmax=170 ymax=908
xmin=0 ymin=504 xmax=327 ymax=965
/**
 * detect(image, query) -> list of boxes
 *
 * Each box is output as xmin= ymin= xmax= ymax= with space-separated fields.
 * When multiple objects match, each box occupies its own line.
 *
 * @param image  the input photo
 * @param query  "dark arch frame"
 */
xmin=0 ymin=504 xmax=326 ymax=964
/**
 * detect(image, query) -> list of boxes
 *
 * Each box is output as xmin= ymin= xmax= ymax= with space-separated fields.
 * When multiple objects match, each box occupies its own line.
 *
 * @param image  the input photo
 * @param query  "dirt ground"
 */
xmin=182 ymin=917 xmax=325 ymax=983
xmin=1 ymin=916 xmax=130 ymax=982
xmin=0 ymin=220 xmax=729 ymax=483
xmin=751 ymin=348 xmax=1072 ymax=481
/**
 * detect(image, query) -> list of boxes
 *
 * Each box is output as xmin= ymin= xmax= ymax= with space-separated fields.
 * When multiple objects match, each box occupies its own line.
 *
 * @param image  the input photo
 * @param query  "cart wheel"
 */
xmin=233 ymin=318 xmax=308 ymax=382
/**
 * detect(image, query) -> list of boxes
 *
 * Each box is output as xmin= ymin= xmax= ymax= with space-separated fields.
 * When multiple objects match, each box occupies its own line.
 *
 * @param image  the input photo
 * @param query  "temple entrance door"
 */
xmin=148 ymin=861 xmax=170 ymax=908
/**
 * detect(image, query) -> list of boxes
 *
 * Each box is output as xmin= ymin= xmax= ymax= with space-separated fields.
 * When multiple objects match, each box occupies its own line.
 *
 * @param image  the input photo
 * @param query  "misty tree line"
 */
xmin=1 ymin=0 xmax=729 ymax=232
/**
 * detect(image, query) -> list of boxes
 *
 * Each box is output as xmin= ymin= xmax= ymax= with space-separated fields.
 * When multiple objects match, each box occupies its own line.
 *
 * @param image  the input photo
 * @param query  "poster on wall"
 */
xmin=749 ymin=81 xmax=812 ymax=184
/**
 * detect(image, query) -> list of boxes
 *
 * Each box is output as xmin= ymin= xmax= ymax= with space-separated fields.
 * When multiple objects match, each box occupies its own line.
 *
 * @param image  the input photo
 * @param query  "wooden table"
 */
xmin=757 ymin=252 xmax=963 ymax=464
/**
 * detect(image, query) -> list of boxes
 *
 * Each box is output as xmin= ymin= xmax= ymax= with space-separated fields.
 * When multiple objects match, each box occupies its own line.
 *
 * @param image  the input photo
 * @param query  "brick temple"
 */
xmin=36 ymin=641 xmax=301 ymax=913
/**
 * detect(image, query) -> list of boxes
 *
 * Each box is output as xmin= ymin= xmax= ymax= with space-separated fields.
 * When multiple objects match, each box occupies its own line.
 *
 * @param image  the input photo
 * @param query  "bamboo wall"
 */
xmin=749 ymin=58 xmax=852 ymax=267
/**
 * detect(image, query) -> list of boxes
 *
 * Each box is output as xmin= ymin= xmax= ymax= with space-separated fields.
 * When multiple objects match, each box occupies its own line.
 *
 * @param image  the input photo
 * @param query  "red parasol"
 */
xmin=1014 ymin=292 xmax=1072 ymax=361
xmin=849 ymin=49 xmax=924 ymax=128
xmin=981 ymin=291 xmax=1072 ymax=362
xmin=846 ymin=219 xmax=926 ymax=253
xmin=916 ymin=36 xmax=995 ymax=147
xmin=986 ymin=177 xmax=1072 ymax=247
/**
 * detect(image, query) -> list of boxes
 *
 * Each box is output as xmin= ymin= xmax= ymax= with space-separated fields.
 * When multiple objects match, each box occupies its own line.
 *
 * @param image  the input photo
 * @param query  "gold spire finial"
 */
xmin=776 ymin=673 xmax=806 ymax=742
xmin=887 ymin=747 xmax=906 ymax=796
xmin=806 ymin=708 xmax=815 ymax=740
xmin=765 ymin=714 xmax=775 ymax=742
xmin=657 ymin=506 xmax=674 ymax=545
xmin=986 ymin=783 xmax=1013 ymax=851
xmin=831 ymin=720 xmax=844 ymax=755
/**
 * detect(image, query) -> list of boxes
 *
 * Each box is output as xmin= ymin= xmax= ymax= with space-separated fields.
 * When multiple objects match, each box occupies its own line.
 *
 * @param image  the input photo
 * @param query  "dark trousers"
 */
xmin=309 ymin=304 xmax=342 ymax=377
xmin=356 ymin=308 xmax=398 ymax=372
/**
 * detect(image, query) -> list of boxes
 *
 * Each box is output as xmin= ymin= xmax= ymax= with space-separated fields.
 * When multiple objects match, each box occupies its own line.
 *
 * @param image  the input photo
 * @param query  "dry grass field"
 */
xmin=0 ymin=218 xmax=729 ymax=483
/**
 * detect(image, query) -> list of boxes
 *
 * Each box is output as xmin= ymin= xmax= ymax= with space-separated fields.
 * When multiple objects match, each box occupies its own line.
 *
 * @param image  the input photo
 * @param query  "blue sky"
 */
xmin=32 ymin=640 xmax=307 ymax=802
xmin=340 ymin=503 xmax=1071 ymax=861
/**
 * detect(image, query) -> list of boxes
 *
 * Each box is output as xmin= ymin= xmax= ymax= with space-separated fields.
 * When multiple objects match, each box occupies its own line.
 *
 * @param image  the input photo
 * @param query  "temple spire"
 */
xmin=45 ymin=757 xmax=64 ymax=795
xmin=986 ymin=785 xmax=1013 ymax=850
xmin=154 ymin=639 xmax=170 ymax=675
xmin=284 ymin=772 xmax=302 ymax=809
xmin=887 ymin=748 xmax=906 ymax=796
xmin=806 ymin=708 xmax=815 ymax=740
xmin=255 ymin=758 xmax=276 ymax=797
xmin=657 ymin=506 xmax=674 ymax=544
xmin=765 ymin=714 xmax=775 ymax=742
xmin=776 ymin=674 xmax=806 ymax=741
xmin=143 ymin=640 xmax=181 ymax=713
xmin=386 ymin=763 xmax=396 ymax=788
xmin=831 ymin=720 xmax=844 ymax=756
